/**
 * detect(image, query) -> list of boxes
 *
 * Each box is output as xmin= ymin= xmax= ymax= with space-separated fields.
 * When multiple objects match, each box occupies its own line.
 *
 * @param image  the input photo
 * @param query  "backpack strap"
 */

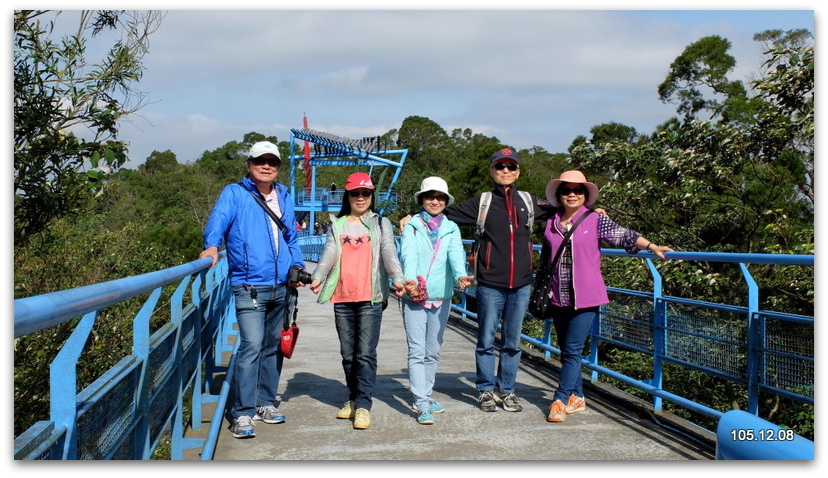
xmin=475 ymin=191 xmax=492 ymax=239
xmin=517 ymin=190 xmax=534 ymax=231
xmin=477 ymin=190 xmax=534 ymax=235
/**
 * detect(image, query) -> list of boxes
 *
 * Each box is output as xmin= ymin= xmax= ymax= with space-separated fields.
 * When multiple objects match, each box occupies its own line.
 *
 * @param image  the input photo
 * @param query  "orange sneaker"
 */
xmin=565 ymin=395 xmax=586 ymax=414
xmin=546 ymin=400 xmax=566 ymax=422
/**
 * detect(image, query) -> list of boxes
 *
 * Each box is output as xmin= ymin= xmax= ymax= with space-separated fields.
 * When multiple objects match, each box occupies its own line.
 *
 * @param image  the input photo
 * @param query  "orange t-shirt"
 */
xmin=332 ymin=221 xmax=373 ymax=303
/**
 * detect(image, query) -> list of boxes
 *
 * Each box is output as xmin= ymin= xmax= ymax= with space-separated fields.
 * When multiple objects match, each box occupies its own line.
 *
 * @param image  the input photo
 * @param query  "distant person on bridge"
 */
xmin=199 ymin=141 xmax=309 ymax=439
xmin=399 ymin=177 xmax=474 ymax=425
xmin=309 ymin=172 xmax=411 ymax=430
xmin=539 ymin=170 xmax=672 ymax=423
xmin=400 ymin=148 xmax=606 ymax=414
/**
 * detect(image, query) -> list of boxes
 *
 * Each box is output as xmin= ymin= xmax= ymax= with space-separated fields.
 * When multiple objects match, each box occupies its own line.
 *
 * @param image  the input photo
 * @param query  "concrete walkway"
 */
xmin=190 ymin=283 xmax=715 ymax=461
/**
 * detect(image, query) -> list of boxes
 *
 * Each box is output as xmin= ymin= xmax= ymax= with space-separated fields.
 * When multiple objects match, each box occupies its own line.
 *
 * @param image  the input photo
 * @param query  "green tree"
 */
xmin=14 ymin=10 xmax=163 ymax=246
xmin=657 ymin=35 xmax=752 ymax=123
xmin=396 ymin=115 xmax=451 ymax=174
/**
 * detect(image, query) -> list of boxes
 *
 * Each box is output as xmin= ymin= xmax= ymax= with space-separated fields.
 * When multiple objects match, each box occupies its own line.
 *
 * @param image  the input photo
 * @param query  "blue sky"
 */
xmin=10 ymin=4 xmax=817 ymax=169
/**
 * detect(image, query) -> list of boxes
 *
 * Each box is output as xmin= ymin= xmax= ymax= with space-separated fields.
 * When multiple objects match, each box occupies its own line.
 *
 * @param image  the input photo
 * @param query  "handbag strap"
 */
xmin=548 ymin=210 xmax=593 ymax=270
xmin=415 ymin=217 xmax=442 ymax=280
xmin=240 ymin=181 xmax=287 ymax=234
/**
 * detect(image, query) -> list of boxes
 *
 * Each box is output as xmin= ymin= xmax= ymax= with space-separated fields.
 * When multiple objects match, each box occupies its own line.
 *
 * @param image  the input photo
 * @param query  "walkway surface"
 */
xmin=187 ymin=280 xmax=716 ymax=461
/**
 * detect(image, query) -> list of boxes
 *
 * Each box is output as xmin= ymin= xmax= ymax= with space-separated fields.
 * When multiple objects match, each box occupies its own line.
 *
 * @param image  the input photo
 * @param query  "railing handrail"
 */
xmin=14 ymin=257 xmax=214 ymax=339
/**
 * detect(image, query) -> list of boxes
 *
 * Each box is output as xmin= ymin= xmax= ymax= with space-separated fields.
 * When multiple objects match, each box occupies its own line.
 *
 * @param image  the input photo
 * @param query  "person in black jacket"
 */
xmin=441 ymin=148 xmax=551 ymax=412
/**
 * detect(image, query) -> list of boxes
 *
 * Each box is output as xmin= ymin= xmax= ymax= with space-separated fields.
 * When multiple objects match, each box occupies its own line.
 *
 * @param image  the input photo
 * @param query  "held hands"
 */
xmin=393 ymin=280 xmax=412 ymax=297
xmin=403 ymin=279 xmax=418 ymax=296
xmin=458 ymin=276 xmax=474 ymax=291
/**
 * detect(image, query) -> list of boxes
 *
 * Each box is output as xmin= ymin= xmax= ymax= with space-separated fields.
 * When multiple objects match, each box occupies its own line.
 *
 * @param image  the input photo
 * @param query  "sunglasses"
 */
xmin=493 ymin=163 xmax=519 ymax=171
xmin=249 ymin=157 xmax=280 ymax=167
xmin=422 ymin=193 xmax=448 ymax=202
xmin=559 ymin=186 xmax=586 ymax=196
xmin=348 ymin=190 xmax=373 ymax=198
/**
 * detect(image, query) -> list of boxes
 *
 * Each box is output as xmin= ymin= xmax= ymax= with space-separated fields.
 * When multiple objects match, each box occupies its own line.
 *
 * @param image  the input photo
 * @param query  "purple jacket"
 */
xmin=543 ymin=206 xmax=609 ymax=309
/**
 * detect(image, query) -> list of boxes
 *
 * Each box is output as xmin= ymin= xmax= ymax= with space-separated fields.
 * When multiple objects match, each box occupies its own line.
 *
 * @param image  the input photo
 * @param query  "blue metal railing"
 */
xmin=14 ymin=254 xmax=236 ymax=460
xmin=15 ymin=239 xmax=814 ymax=460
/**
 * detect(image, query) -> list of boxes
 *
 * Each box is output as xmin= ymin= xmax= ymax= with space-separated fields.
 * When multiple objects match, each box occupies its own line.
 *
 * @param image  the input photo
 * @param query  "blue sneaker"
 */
xmin=430 ymin=401 xmax=446 ymax=414
xmin=231 ymin=415 xmax=256 ymax=438
xmin=254 ymin=405 xmax=285 ymax=424
xmin=417 ymin=410 xmax=435 ymax=425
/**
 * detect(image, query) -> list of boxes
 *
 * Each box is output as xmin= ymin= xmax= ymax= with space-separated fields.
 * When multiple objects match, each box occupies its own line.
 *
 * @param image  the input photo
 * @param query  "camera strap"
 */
xmin=240 ymin=181 xmax=289 ymax=236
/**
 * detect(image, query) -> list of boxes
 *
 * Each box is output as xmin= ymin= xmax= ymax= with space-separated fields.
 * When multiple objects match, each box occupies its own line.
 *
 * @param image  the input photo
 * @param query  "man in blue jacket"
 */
xmin=199 ymin=140 xmax=308 ymax=438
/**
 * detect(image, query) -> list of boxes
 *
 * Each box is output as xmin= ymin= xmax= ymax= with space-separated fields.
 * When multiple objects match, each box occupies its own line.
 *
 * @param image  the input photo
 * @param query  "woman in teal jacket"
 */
xmin=400 ymin=177 xmax=473 ymax=425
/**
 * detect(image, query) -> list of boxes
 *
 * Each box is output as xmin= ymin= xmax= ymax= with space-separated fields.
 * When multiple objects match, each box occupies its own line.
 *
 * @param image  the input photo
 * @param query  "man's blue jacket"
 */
xmin=203 ymin=176 xmax=306 ymax=286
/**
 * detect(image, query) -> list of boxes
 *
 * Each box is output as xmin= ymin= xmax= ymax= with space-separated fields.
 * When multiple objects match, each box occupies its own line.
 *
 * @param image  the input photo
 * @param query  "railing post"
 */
xmin=644 ymin=257 xmax=665 ymax=414
xmin=739 ymin=263 xmax=761 ymax=414
xmin=50 ymin=311 xmax=97 ymax=459
xmin=133 ymin=287 xmax=162 ymax=459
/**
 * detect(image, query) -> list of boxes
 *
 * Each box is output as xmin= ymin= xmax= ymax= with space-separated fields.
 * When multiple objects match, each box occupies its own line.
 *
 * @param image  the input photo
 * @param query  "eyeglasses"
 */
xmin=249 ymin=157 xmax=280 ymax=167
xmin=493 ymin=163 xmax=519 ymax=171
xmin=559 ymin=186 xmax=586 ymax=196
xmin=422 ymin=193 xmax=448 ymax=202
xmin=348 ymin=190 xmax=373 ymax=198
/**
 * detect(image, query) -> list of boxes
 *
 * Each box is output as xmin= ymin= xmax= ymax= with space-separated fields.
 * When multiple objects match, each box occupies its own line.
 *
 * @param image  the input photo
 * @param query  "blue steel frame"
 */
xmin=287 ymin=128 xmax=408 ymax=229
xmin=14 ymin=242 xmax=814 ymax=460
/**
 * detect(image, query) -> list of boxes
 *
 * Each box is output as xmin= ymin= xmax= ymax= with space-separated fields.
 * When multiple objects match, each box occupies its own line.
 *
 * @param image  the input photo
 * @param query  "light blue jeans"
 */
xmin=403 ymin=300 xmax=451 ymax=413
xmin=475 ymin=283 xmax=530 ymax=393
xmin=231 ymin=284 xmax=288 ymax=418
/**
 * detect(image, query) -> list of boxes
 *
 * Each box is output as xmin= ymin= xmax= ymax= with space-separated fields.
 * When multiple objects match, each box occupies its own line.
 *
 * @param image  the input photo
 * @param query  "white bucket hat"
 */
xmin=414 ymin=176 xmax=455 ymax=205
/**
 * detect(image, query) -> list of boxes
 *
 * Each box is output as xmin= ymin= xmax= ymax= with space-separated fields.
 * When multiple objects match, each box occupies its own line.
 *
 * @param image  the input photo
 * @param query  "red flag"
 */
xmin=303 ymin=115 xmax=311 ymax=189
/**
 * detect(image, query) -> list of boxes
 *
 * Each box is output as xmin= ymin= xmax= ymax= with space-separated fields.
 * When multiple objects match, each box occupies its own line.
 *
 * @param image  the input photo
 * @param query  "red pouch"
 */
xmin=281 ymin=325 xmax=299 ymax=359
xmin=410 ymin=275 xmax=429 ymax=304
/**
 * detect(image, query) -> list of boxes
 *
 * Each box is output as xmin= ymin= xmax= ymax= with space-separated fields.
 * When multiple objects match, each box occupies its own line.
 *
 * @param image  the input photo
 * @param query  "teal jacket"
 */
xmin=312 ymin=212 xmax=404 ymax=305
xmin=400 ymin=213 xmax=467 ymax=301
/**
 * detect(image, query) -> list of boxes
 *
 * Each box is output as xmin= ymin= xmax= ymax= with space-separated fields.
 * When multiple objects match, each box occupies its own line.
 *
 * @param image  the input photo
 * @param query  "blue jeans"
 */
xmin=403 ymin=301 xmax=451 ymax=412
xmin=475 ymin=283 xmax=530 ymax=393
xmin=550 ymin=306 xmax=599 ymax=403
xmin=333 ymin=301 xmax=384 ymax=410
xmin=231 ymin=284 xmax=288 ymax=418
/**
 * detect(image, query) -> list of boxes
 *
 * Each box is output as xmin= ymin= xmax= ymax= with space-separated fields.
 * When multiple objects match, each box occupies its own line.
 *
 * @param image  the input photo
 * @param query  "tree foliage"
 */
xmin=13 ymin=10 xmax=163 ymax=246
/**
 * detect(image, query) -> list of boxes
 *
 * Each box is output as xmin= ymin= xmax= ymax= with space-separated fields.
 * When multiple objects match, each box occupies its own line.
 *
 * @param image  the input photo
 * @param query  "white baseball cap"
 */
xmin=249 ymin=141 xmax=281 ymax=161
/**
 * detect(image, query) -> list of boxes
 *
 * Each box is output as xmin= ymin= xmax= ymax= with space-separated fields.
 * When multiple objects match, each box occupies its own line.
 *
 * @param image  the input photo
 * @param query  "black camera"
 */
xmin=288 ymin=265 xmax=312 ymax=284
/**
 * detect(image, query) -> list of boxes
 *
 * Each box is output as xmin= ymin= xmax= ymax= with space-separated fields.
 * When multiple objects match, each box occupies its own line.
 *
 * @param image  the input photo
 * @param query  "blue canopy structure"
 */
xmin=288 ymin=127 xmax=408 ymax=231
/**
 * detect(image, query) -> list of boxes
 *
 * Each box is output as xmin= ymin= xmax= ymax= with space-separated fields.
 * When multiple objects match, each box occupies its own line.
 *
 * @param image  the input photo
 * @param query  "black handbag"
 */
xmin=528 ymin=210 xmax=593 ymax=318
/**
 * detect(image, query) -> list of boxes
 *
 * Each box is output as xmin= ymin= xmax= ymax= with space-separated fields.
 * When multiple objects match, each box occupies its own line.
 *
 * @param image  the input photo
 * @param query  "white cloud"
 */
xmin=51 ymin=8 xmax=812 ymax=166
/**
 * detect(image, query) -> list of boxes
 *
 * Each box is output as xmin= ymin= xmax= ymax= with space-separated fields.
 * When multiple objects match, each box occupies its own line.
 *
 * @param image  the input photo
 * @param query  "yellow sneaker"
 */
xmin=546 ymin=400 xmax=567 ymax=422
xmin=353 ymin=408 xmax=371 ymax=429
xmin=565 ymin=395 xmax=586 ymax=414
xmin=336 ymin=401 xmax=355 ymax=419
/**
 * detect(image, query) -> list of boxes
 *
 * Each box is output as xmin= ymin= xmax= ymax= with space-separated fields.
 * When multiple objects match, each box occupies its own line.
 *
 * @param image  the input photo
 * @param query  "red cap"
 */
xmin=344 ymin=172 xmax=375 ymax=190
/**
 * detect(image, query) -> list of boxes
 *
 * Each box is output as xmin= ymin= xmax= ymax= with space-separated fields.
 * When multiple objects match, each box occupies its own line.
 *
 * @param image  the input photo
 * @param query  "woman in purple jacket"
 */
xmin=542 ymin=170 xmax=672 ymax=423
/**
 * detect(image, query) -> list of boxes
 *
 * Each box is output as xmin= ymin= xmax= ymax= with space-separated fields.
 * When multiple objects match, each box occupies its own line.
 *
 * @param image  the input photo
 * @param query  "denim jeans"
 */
xmin=402 ymin=301 xmax=451 ymax=412
xmin=333 ymin=301 xmax=384 ymax=410
xmin=474 ymin=283 xmax=530 ymax=393
xmin=550 ymin=305 xmax=599 ymax=403
xmin=231 ymin=284 xmax=288 ymax=418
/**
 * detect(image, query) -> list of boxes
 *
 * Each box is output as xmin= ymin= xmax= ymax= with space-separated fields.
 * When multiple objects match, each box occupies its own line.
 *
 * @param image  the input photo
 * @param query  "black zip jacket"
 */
xmin=445 ymin=184 xmax=554 ymax=289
